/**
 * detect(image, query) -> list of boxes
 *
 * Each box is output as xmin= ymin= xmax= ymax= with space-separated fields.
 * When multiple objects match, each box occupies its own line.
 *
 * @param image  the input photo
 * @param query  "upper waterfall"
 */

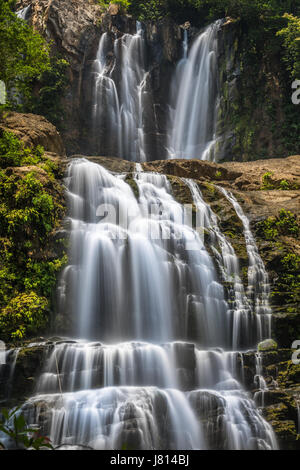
xmin=168 ymin=21 xmax=222 ymax=161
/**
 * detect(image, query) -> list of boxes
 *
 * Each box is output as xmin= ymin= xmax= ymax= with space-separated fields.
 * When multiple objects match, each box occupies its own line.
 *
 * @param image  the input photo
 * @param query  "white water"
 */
xmin=184 ymin=179 xmax=271 ymax=349
xmin=92 ymin=23 xmax=149 ymax=161
xmin=60 ymin=160 xmax=230 ymax=347
xmin=91 ymin=33 xmax=121 ymax=157
xmin=168 ymin=21 xmax=222 ymax=161
xmin=218 ymin=187 xmax=272 ymax=321
xmin=1 ymin=161 xmax=277 ymax=450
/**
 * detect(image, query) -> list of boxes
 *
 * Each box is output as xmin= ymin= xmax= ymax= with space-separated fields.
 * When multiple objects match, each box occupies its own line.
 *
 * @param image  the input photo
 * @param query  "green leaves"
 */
xmin=277 ymin=13 xmax=300 ymax=80
xmin=0 ymin=407 xmax=53 ymax=450
xmin=0 ymin=0 xmax=50 ymax=107
xmin=0 ymin=133 xmax=66 ymax=341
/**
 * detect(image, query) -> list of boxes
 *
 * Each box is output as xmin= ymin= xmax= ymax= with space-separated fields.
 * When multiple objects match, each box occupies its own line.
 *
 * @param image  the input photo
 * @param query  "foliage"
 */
xmin=0 ymin=0 xmax=50 ymax=108
xmin=261 ymin=172 xmax=299 ymax=190
xmin=0 ymin=407 xmax=53 ymax=450
xmin=261 ymin=171 xmax=274 ymax=190
xmin=98 ymin=0 xmax=131 ymax=13
xmin=27 ymin=57 xmax=69 ymax=129
xmin=0 ymin=2 xmax=69 ymax=128
xmin=0 ymin=292 xmax=48 ymax=340
xmin=126 ymin=0 xmax=299 ymax=25
xmin=277 ymin=13 xmax=300 ymax=80
xmin=257 ymin=209 xmax=299 ymax=240
xmin=0 ymin=133 xmax=66 ymax=342
xmin=0 ymin=131 xmax=44 ymax=168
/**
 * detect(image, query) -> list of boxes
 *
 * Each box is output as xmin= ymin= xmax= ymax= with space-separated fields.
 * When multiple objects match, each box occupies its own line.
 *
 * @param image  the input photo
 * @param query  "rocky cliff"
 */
xmin=15 ymin=0 xmax=299 ymax=161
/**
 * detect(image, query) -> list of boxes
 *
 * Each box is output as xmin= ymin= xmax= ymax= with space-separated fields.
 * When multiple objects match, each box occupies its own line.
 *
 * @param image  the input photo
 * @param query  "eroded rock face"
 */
xmin=15 ymin=1 xmax=183 ymax=157
xmin=0 ymin=112 xmax=65 ymax=156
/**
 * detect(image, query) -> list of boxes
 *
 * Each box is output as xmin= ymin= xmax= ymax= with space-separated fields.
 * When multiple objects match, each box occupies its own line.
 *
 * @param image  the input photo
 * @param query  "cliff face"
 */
xmin=15 ymin=1 xmax=297 ymax=162
xmin=16 ymin=0 xmax=184 ymax=157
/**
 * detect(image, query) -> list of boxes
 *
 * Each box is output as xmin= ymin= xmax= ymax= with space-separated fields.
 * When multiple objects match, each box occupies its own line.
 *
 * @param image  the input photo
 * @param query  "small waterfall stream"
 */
xmin=168 ymin=21 xmax=222 ymax=161
xmin=2 ymin=161 xmax=278 ymax=450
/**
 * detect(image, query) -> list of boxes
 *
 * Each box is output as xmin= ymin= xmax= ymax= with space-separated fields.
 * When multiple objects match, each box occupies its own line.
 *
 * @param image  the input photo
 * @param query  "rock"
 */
xmin=258 ymin=339 xmax=278 ymax=352
xmin=108 ymin=3 xmax=120 ymax=16
xmin=0 ymin=112 xmax=65 ymax=156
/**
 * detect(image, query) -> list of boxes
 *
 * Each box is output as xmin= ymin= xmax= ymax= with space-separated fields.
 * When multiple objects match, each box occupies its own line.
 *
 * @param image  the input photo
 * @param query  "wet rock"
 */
xmin=258 ymin=339 xmax=278 ymax=352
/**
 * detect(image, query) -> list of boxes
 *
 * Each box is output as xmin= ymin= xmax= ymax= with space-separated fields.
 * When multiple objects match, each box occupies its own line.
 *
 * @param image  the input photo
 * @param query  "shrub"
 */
xmin=0 ymin=292 xmax=48 ymax=341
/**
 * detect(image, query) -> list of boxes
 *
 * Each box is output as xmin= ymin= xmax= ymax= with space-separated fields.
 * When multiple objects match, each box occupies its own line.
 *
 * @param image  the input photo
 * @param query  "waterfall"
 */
xmin=16 ymin=5 xmax=31 ymax=20
xmin=1 ymin=160 xmax=277 ymax=450
xmin=168 ymin=21 xmax=222 ymax=161
xmin=184 ymin=179 xmax=271 ymax=349
xmin=218 ymin=187 xmax=272 ymax=322
xmin=91 ymin=23 xmax=148 ymax=161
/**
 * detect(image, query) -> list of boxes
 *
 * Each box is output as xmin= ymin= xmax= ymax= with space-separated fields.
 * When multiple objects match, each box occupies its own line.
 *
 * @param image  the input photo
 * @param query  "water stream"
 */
xmin=2 ymin=161 xmax=277 ymax=450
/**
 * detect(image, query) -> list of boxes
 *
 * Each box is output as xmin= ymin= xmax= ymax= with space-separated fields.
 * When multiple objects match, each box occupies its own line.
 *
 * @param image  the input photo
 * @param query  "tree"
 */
xmin=0 ymin=0 xmax=50 ymax=108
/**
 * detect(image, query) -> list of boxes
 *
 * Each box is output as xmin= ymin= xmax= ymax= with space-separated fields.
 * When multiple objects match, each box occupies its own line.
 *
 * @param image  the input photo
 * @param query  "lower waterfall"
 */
xmin=1 ymin=159 xmax=279 ymax=450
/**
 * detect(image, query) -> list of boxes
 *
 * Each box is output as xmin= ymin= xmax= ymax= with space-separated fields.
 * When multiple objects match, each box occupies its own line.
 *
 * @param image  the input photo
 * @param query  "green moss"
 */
xmin=124 ymin=175 xmax=139 ymax=199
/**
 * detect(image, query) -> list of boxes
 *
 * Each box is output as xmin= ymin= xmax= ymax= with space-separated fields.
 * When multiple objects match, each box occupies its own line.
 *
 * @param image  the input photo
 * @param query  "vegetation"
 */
xmin=256 ymin=210 xmax=300 ymax=312
xmin=257 ymin=209 xmax=299 ymax=239
xmin=0 ymin=132 xmax=66 ymax=342
xmin=261 ymin=171 xmax=299 ymax=190
xmin=277 ymin=13 xmax=300 ymax=80
xmin=0 ymin=407 xmax=53 ymax=450
xmin=0 ymin=0 xmax=69 ymax=128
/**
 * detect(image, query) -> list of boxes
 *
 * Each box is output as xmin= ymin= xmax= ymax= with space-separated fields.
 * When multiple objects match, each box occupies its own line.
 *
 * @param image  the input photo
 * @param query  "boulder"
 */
xmin=0 ymin=112 xmax=65 ymax=156
xmin=258 ymin=339 xmax=278 ymax=352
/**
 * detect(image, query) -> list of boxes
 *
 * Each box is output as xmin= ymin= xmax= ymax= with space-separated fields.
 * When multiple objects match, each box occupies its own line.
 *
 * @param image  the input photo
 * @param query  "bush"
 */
xmin=0 ymin=133 xmax=66 ymax=342
xmin=0 ymin=0 xmax=50 ymax=108
xmin=0 ymin=292 xmax=48 ymax=341
xmin=277 ymin=13 xmax=300 ymax=80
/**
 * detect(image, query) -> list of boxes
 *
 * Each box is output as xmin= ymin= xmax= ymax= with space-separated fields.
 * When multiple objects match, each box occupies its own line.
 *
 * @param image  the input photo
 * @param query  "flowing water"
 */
xmin=91 ymin=20 xmax=222 ymax=162
xmin=1 ymin=161 xmax=278 ymax=450
xmin=91 ymin=23 xmax=149 ymax=161
xmin=168 ymin=21 xmax=222 ymax=161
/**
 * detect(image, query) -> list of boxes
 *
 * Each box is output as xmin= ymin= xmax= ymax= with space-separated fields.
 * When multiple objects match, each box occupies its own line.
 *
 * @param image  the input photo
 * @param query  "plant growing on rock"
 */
xmin=0 ymin=292 xmax=48 ymax=341
xmin=0 ymin=132 xmax=66 ymax=342
xmin=0 ymin=407 xmax=53 ymax=450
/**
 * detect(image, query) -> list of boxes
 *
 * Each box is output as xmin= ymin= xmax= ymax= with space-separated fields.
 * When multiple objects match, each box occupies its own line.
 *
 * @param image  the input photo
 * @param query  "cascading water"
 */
xmin=168 ymin=21 xmax=222 ymax=161
xmin=91 ymin=23 xmax=149 ymax=161
xmin=16 ymin=5 xmax=31 ymax=21
xmin=184 ymin=179 xmax=271 ymax=349
xmin=1 ymin=159 xmax=278 ymax=450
